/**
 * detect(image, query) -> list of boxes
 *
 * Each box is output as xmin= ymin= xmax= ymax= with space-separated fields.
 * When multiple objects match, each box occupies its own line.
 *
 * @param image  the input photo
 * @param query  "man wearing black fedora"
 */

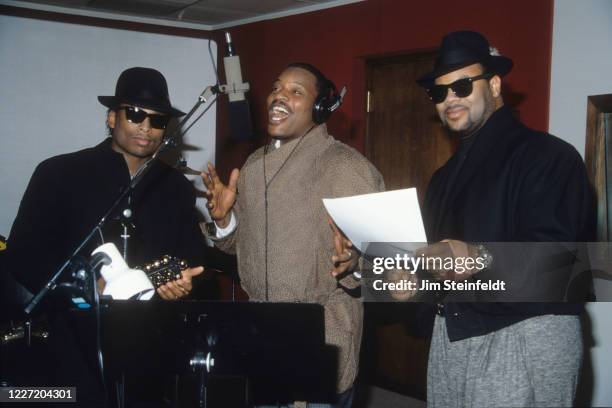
xmin=3 ymin=67 xmax=206 ymax=405
xmin=7 ymin=66 xmax=205 ymax=300
xmin=413 ymin=31 xmax=593 ymax=406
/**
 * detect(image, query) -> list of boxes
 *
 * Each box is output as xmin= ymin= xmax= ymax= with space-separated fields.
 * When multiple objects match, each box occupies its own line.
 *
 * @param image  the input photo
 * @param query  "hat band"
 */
xmin=437 ymin=49 xmax=483 ymax=68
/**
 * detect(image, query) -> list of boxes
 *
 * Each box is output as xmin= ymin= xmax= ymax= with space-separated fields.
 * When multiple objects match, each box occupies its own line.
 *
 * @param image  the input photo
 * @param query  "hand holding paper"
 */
xmin=329 ymin=218 xmax=358 ymax=278
xmin=323 ymin=188 xmax=427 ymax=254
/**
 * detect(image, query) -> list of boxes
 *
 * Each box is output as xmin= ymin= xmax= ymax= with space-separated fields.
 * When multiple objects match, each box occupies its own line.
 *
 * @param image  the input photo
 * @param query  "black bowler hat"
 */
xmin=417 ymin=31 xmax=513 ymax=87
xmin=98 ymin=67 xmax=185 ymax=116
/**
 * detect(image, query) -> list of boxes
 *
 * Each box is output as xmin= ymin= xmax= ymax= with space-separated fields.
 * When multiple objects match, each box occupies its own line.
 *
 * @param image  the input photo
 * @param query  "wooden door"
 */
xmin=365 ymin=52 xmax=455 ymax=202
xmin=585 ymin=95 xmax=612 ymax=241
xmin=361 ymin=52 xmax=456 ymax=400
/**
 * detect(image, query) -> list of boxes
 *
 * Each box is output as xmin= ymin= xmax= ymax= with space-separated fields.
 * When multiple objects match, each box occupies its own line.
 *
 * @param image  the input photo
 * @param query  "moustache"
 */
xmin=445 ymin=104 xmax=468 ymax=114
xmin=268 ymin=100 xmax=292 ymax=113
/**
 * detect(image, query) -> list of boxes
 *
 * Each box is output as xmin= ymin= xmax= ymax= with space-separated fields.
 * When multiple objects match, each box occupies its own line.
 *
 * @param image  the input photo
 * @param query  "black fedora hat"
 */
xmin=98 ymin=67 xmax=185 ymax=117
xmin=417 ymin=31 xmax=513 ymax=87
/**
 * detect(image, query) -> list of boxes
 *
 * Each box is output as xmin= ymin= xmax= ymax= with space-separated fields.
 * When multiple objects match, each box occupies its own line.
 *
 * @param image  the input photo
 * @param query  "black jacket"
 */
xmin=1 ymin=139 xmax=211 ymax=405
xmin=4 ymin=138 xmax=206 ymax=295
xmin=422 ymin=106 xmax=594 ymax=341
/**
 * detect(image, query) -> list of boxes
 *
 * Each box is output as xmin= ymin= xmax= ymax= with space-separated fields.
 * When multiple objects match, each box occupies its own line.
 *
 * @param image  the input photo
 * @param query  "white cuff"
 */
xmin=215 ymin=211 xmax=237 ymax=238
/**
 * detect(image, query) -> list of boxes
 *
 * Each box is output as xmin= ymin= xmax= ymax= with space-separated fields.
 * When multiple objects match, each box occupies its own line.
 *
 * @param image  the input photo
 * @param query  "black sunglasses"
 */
xmin=426 ymin=73 xmax=493 ymax=104
xmin=120 ymin=106 xmax=171 ymax=130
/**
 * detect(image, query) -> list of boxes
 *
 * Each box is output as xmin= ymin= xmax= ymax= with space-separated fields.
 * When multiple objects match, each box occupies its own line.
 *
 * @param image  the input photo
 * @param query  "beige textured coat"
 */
xmin=214 ymin=124 xmax=384 ymax=392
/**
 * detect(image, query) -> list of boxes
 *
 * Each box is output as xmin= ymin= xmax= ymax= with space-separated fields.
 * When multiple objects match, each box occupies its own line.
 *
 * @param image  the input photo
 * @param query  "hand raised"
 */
xmin=201 ymin=163 xmax=239 ymax=228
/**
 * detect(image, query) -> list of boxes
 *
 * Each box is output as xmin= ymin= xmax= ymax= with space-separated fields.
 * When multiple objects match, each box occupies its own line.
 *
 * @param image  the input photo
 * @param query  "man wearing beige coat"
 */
xmin=202 ymin=63 xmax=384 ymax=407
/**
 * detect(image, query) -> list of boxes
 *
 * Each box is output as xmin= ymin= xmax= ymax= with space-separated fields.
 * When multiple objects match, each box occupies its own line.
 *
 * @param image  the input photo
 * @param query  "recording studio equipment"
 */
xmin=219 ymin=31 xmax=253 ymax=140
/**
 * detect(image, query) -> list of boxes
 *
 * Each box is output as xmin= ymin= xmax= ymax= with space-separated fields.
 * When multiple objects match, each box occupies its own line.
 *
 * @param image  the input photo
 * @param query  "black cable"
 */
xmin=91 ymin=260 xmax=108 ymax=405
xmin=263 ymin=145 xmax=269 ymax=301
xmin=208 ymin=39 xmax=220 ymax=86
xmin=262 ymin=125 xmax=316 ymax=301
xmin=264 ymin=126 xmax=313 ymax=189
xmin=90 ymin=226 xmax=109 ymax=403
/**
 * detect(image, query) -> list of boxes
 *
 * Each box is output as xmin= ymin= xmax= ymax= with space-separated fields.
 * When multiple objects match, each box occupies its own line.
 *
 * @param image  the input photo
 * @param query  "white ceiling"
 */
xmin=1 ymin=0 xmax=362 ymax=30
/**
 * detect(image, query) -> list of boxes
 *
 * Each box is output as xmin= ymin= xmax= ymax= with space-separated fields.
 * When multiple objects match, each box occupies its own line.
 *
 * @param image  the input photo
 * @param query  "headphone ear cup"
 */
xmin=312 ymin=95 xmax=327 ymax=125
xmin=312 ymin=94 xmax=339 ymax=124
xmin=312 ymin=79 xmax=341 ymax=124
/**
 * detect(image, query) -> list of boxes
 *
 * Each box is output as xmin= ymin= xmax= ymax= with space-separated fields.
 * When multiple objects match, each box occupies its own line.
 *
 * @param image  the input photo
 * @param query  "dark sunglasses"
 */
xmin=120 ymin=106 xmax=171 ymax=130
xmin=426 ymin=73 xmax=493 ymax=104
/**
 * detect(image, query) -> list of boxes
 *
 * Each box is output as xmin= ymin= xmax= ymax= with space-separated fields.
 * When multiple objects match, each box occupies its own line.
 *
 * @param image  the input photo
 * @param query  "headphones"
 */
xmin=312 ymin=79 xmax=347 ymax=125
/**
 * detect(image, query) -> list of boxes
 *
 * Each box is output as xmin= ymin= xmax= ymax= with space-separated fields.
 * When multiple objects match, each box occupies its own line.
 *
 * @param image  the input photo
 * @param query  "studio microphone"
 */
xmin=219 ymin=32 xmax=253 ymax=140
xmin=221 ymin=32 xmax=248 ymax=102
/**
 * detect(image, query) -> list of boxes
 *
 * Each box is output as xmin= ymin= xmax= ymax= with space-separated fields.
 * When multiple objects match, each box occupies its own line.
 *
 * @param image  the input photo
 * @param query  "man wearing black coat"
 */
xmin=415 ymin=31 xmax=594 ymax=407
xmin=2 ymin=67 xmax=205 ymax=406
xmin=6 ymin=66 xmax=205 ymax=303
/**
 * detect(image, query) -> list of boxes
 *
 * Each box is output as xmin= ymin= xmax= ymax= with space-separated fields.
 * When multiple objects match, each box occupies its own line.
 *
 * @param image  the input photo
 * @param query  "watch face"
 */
xmin=478 ymin=245 xmax=493 ymax=269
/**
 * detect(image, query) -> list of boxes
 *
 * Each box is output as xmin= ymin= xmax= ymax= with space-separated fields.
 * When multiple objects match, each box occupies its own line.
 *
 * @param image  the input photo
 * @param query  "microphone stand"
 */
xmin=24 ymin=85 xmax=219 ymax=315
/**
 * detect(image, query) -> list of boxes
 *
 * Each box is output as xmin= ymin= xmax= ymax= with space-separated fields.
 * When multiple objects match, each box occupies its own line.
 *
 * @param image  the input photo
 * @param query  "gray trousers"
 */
xmin=428 ymin=314 xmax=582 ymax=408
xmin=255 ymin=387 xmax=354 ymax=408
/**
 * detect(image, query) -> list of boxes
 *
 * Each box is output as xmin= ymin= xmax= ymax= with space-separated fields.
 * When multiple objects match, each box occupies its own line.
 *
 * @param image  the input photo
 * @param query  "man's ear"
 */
xmin=107 ymin=109 xmax=117 ymax=131
xmin=489 ymin=75 xmax=502 ymax=98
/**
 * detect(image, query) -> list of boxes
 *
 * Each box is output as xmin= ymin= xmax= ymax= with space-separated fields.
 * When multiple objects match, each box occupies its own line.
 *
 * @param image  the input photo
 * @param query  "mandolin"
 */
xmin=140 ymin=255 xmax=188 ymax=288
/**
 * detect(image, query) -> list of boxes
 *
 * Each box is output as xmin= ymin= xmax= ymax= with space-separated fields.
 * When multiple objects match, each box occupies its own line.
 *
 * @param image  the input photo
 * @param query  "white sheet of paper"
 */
xmin=323 ymin=188 xmax=427 ymax=252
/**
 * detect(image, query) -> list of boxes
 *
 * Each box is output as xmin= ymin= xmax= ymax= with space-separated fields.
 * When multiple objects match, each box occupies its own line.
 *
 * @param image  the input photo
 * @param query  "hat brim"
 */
xmin=97 ymin=96 xmax=185 ymax=117
xmin=417 ymin=55 xmax=513 ymax=88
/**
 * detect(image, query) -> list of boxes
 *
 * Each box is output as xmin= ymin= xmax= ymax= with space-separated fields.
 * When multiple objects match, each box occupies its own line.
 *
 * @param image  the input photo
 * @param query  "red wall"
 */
xmin=212 ymin=0 xmax=554 ymax=178
xmin=2 ymin=1 xmax=554 ymax=180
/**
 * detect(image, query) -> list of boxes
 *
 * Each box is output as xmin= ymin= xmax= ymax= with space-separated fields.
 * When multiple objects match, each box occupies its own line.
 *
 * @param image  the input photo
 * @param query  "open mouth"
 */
xmin=269 ymin=103 xmax=291 ymax=123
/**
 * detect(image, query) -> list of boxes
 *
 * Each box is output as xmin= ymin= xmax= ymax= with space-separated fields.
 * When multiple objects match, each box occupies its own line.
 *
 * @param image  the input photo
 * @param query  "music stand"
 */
xmin=70 ymin=299 xmax=337 ymax=407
